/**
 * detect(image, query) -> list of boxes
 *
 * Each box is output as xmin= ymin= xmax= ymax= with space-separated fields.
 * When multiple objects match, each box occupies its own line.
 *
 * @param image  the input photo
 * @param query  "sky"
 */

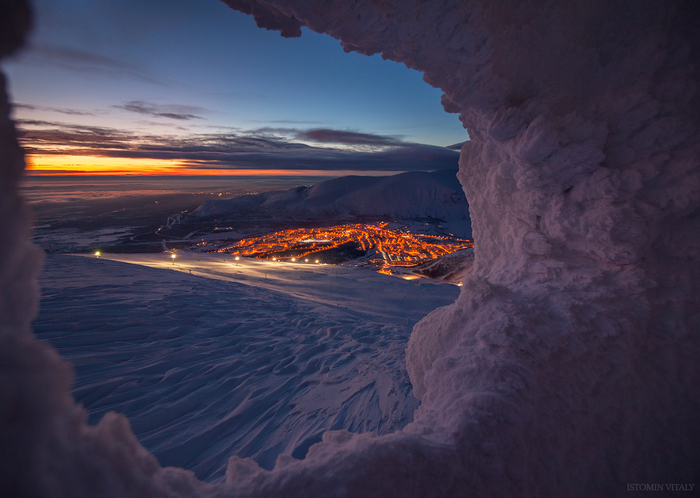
xmin=2 ymin=0 xmax=467 ymax=176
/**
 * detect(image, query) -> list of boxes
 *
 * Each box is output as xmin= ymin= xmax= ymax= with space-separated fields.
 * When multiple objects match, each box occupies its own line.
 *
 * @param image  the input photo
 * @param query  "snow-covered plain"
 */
xmin=34 ymin=254 xmax=458 ymax=481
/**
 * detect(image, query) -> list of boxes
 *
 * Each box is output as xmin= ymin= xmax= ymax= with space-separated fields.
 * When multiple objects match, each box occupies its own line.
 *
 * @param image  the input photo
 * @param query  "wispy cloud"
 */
xmin=113 ymin=101 xmax=207 ymax=121
xmin=254 ymin=127 xmax=404 ymax=147
xmin=13 ymin=103 xmax=97 ymax=116
xmin=134 ymin=120 xmax=190 ymax=132
xmin=257 ymin=119 xmax=327 ymax=125
xmin=19 ymin=43 xmax=166 ymax=85
xmin=17 ymin=120 xmax=459 ymax=173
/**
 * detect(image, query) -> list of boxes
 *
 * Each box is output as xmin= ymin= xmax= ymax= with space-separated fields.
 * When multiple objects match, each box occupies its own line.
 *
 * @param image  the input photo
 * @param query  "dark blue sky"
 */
xmin=2 ymin=0 xmax=467 ymax=175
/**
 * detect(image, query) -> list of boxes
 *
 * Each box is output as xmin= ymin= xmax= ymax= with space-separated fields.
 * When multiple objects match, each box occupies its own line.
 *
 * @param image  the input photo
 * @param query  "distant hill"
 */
xmin=192 ymin=169 xmax=470 ymax=227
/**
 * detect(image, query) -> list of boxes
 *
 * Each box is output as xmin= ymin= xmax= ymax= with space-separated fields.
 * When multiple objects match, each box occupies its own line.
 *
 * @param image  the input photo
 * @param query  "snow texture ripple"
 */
xmin=34 ymin=254 xmax=458 ymax=481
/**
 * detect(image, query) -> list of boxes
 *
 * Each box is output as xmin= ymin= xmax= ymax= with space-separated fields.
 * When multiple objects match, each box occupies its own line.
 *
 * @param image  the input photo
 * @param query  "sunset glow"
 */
xmin=26 ymin=155 xmax=188 ymax=175
xmin=25 ymin=155 xmax=374 ymax=177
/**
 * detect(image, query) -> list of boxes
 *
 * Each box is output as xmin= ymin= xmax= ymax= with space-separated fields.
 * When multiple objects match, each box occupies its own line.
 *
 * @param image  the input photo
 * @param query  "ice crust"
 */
xmin=1 ymin=0 xmax=699 ymax=496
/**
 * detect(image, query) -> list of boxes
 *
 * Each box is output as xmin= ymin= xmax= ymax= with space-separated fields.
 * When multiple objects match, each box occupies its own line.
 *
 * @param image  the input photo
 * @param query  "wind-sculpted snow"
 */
xmin=1 ymin=0 xmax=699 ymax=496
xmin=35 ymin=254 xmax=459 ymax=481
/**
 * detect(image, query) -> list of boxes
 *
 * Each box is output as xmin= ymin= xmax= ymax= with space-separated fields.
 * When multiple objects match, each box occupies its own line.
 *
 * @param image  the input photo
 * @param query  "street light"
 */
xmin=94 ymin=251 xmax=100 ymax=257
xmin=171 ymin=254 xmax=176 ymax=265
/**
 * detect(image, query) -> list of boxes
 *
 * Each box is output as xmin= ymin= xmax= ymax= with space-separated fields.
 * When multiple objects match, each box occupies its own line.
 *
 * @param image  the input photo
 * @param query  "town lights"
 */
xmin=216 ymin=223 xmax=473 ymax=271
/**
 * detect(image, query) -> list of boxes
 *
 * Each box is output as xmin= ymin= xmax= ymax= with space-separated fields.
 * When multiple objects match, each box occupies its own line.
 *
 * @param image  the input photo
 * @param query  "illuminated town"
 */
xmin=212 ymin=222 xmax=472 ymax=273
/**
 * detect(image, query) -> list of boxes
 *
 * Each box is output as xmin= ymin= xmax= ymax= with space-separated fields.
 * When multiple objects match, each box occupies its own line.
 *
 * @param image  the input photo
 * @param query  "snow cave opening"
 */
xmin=1 ymin=1 xmax=699 ymax=497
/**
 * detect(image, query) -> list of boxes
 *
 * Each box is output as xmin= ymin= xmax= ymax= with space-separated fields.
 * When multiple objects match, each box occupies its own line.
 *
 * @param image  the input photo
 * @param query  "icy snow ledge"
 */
xmin=2 ymin=0 xmax=700 ymax=496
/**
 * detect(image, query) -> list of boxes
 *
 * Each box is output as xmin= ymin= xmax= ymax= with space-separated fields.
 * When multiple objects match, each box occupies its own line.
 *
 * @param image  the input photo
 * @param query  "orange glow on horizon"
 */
xmin=25 ymin=155 xmax=399 ymax=177
xmin=26 ymin=155 xmax=188 ymax=175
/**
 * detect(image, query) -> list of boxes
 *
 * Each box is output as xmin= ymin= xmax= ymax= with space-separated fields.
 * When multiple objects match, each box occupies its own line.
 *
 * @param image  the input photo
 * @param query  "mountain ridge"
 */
xmin=193 ymin=169 xmax=471 ymax=232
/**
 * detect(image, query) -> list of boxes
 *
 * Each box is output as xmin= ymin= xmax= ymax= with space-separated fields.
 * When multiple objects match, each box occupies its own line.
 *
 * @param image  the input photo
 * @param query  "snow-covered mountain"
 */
xmin=192 ymin=169 xmax=470 ymax=224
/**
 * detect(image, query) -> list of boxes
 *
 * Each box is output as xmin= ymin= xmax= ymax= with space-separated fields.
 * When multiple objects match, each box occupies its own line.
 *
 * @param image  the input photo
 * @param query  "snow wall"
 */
xmin=1 ymin=0 xmax=699 ymax=496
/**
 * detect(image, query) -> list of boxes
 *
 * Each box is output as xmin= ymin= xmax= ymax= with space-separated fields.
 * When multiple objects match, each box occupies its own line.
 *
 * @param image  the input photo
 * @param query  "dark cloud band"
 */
xmin=113 ymin=101 xmax=207 ymax=121
xmin=17 ymin=119 xmax=459 ymax=172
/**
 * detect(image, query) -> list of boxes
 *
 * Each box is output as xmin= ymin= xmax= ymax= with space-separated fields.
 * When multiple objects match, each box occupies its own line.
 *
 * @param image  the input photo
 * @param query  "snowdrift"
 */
xmin=34 ymin=254 xmax=460 ymax=481
xmin=193 ymin=169 xmax=470 ymax=223
xmin=1 ymin=0 xmax=699 ymax=497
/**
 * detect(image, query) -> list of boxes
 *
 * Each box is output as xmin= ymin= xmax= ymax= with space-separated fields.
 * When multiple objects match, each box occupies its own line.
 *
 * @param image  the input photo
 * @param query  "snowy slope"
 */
xmin=33 ymin=254 xmax=459 ymax=482
xmin=192 ymin=169 xmax=470 ymax=223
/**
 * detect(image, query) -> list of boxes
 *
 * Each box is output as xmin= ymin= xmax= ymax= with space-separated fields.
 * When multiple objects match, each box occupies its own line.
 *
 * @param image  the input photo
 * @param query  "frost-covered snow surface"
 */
xmin=193 ymin=169 xmax=470 ymax=224
xmin=34 ymin=254 xmax=457 ymax=482
xmin=2 ymin=0 xmax=700 ymax=497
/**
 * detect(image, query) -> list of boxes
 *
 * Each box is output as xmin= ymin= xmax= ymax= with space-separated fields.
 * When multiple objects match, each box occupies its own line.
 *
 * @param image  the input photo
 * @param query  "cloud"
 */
xmin=13 ymin=103 xmax=96 ymax=116
xmin=133 ymin=120 xmax=190 ymax=132
xmin=253 ymin=127 xmax=405 ymax=147
xmin=17 ymin=119 xmax=459 ymax=172
xmin=294 ymin=128 xmax=403 ymax=146
xmin=19 ymin=43 xmax=166 ymax=85
xmin=113 ymin=101 xmax=206 ymax=121
xmin=31 ymin=44 xmax=136 ymax=70
xmin=265 ymin=119 xmax=326 ymax=125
